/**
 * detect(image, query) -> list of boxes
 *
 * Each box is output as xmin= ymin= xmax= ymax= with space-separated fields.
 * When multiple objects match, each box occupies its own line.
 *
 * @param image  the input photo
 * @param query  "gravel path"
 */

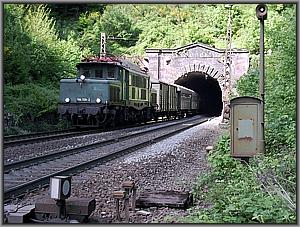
xmin=5 ymin=116 xmax=225 ymax=223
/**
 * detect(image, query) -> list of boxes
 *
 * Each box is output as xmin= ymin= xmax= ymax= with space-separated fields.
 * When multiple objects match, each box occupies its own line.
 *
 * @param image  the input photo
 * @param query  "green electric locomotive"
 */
xmin=58 ymin=56 xmax=154 ymax=127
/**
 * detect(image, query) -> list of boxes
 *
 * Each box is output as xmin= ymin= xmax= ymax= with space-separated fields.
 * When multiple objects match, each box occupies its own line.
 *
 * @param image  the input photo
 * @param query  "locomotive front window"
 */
xmin=82 ymin=70 xmax=91 ymax=77
xmin=129 ymin=74 xmax=133 ymax=86
xmin=95 ymin=70 xmax=103 ymax=78
xmin=107 ymin=67 xmax=115 ymax=78
xmin=77 ymin=64 xmax=121 ymax=79
xmin=78 ymin=66 xmax=93 ymax=78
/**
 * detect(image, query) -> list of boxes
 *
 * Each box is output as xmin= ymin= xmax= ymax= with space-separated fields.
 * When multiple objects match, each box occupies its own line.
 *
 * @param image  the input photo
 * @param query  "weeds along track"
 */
xmin=4 ymin=116 xmax=210 ymax=202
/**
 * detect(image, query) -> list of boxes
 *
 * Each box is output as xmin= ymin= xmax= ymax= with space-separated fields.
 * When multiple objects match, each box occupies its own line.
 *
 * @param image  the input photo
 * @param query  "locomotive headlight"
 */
xmin=65 ymin=97 xmax=70 ymax=103
xmin=80 ymin=74 xmax=86 ymax=81
xmin=96 ymin=98 xmax=101 ymax=103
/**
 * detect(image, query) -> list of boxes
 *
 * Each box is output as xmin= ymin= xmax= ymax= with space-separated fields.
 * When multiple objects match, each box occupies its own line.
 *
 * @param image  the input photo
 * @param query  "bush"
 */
xmin=4 ymin=4 xmax=83 ymax=84
xmin=180 ymin=135 xmax=296 ymax=223
xmin=4 ymin=83 xmax=59 ymax=127
xmin=4 ymin=4 xmax=86 ymax=133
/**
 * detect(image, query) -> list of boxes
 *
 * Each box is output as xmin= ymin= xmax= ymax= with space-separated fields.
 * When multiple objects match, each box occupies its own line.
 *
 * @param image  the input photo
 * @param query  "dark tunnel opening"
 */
xmin=175 ymin=72 xmax=223 ymax=116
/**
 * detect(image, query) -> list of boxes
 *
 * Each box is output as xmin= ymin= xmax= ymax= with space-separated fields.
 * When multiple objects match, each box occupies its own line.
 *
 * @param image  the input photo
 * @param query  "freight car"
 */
xmin=174 ymin=84 xmax=199 ymax=117
xmin=150 ymin=78 xmax=177 ymax=120
xmin=58 ymin=55 xmax=200 ymax=127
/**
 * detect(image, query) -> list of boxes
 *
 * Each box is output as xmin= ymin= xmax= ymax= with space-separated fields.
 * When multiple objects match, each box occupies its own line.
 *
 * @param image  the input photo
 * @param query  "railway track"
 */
xmin=3 ymin=117 xmax=182 ymax=147
xmin=4 ymin=116 xmax=210 ymax=202
xmin=3 ymin=128 xmax=100 ymax=147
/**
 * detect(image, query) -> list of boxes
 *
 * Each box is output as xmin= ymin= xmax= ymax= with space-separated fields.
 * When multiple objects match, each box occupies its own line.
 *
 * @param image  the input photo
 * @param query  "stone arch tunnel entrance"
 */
xmin=175 ymin=72 xmax=223 ymax=116
xmin=145 ymin=42 xmax=250 ymax=118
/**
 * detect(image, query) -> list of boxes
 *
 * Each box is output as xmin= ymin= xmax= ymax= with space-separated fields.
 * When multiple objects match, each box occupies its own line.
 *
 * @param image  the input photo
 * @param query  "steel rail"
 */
xmin=3 ymin=128 xmax=100 ymax=147
xmin=4 ymin=117 xmax=209 ymax=201
xmin=4 ymin=116 xmax=208 ymax=172
xmin=4 ymin=129 xmax=77 ymax=141
xmin=4 ymin=116 xmax=182 ymax=147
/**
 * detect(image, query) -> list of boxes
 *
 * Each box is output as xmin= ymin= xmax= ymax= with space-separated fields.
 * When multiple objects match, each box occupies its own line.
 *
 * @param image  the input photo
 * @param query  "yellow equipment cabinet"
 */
xmin=230 ymin=96 xmax=263 ymax=157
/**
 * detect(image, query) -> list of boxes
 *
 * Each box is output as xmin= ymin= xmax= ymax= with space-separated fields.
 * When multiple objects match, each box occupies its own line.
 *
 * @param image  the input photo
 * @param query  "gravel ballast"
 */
xmin=5 ymin=116 xmax=226 ymax=223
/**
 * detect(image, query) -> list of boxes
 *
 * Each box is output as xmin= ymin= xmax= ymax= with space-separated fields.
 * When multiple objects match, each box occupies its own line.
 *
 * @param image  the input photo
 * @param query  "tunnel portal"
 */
xmin=175 ymin=72 xmax=223 ymax=116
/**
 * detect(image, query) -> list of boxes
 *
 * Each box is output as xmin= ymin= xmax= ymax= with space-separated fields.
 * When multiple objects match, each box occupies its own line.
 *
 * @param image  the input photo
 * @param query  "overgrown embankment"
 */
xmin=179 ymin=5 xmax=296 ymax=224
xmin=3 ymin=5 xmax=85 ymax=134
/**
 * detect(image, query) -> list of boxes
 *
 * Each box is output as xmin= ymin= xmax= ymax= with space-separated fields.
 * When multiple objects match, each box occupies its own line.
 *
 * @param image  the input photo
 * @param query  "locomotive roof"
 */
xmin=78 ymin=56 xmax=148 ymax=75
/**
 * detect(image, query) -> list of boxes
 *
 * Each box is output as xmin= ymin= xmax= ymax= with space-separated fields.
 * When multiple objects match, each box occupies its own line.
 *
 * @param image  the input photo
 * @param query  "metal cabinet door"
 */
xmin=232 ymin=104 xmax=259 ymax=157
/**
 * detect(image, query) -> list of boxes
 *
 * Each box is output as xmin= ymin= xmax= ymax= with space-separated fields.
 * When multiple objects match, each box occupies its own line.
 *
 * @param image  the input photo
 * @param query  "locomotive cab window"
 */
xmin=82 ymin=70 xmax=91 ymax=77
xmin=78 ymin=65 xmax=94 ymax=78
xmin=77 ymin=63 xmax=120 ymax=80
xmin=129 ymin=74 xmax=148 ymax=88
xmin=106 ymin=65 xmax=120 ymax=79
xmin=95 ymin=70 xmax=103 ymax=78
xmin=107 ymin=66 xmax=115 ymax=79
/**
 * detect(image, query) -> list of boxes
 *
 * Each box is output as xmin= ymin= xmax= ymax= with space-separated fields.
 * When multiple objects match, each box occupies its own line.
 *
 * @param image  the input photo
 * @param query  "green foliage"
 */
xmin=38 ymin=4 xmax=291 ymax=58
xmin=264 ymin=6 xmax=296 ymax=151
xmin=3 ymin=4 xmax=86 ymax=133
xmin=4 ymin=4 xmax=83 ymax=84
xmin=233 ymin=5 xmax=260 ymax=54
xmin=179 ymin=5 xmax=296 ymax=224
xmin=76 ymin=11 xmax=102 ymax=54
xmin=48 ymin=4 xmax=106 ymax=21
xmin=4 ymin=83 xmax=59 ymax=125
xmin=127 ymin=4 xmax=228 ymax=54
xmin=101 ymin=5 xmax=140 ymax=47
xmin=75 ymin=5 xmax=140 ymax=55
xmin=46 ymin=4 xmax=106 ymax=40
xmin=58 ymin=4 xmax=269 ymax=56
xmin=236 ymin=69 xmax=259 ymax=97
xmin=4 ymin=5 xmax=32 ymax=84
xmin=179 ymin=135 xmax=296 ymax=224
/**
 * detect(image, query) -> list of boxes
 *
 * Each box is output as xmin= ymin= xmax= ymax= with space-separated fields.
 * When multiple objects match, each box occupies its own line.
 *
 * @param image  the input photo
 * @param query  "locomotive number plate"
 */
xmin=77 ymin=97 xmax=91 ymax=102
